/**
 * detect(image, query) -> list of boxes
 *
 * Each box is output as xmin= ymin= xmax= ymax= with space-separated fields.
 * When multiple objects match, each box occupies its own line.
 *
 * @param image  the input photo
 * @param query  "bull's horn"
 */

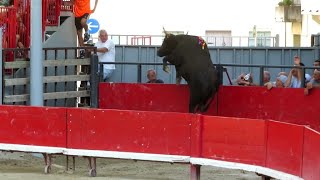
xmin=163 ymin=27 xmax=168 ymax=35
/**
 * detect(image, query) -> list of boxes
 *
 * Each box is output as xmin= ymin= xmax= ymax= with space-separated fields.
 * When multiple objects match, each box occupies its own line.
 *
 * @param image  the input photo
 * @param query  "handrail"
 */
xmin=98 ymin=61 xmax=316 ymax=87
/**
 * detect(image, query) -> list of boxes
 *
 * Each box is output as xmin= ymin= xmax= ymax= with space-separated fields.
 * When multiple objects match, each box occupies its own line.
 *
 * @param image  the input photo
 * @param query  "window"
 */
xmin=249 ymin=31 xmax=272 ymax=47
xmin=205 ymin=30 xmax=232 ymax=46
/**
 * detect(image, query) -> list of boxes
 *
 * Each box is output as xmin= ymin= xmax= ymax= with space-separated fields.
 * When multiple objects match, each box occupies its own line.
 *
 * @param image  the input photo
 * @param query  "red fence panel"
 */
xmin=67 ymin=108 xmax=192 ymax=156
xmin=218 ymin=86 xmax=320 ymax=132
xmin=44 ymin=0 xmax=61 ymax=26
xmin=15 ymin=0 xmax=30 ymax=48
xmin=266 ymin=120 xmax=304 ymax=176
xmin=99 ymin=83 xmax=218 ymax=115
xmin=201 ymin=116 xmax=267 ymax=166
xmin=61 ymin=0 xmax=73 ymax=11
xmin=0 ymin=7 xmax=16 ymax=48
xmin=302 ymin=128 xmax=320 ymax=180
xmin=0 ymin=105 xmax=67 ymax=147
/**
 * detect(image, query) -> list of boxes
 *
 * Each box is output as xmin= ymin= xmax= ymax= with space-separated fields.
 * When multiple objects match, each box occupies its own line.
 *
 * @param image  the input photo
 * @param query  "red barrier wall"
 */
xmin=218 ymin=86 xmax=320 ymax=132
xmin=0 ymin=104 xmax=319 ymax=179
xmin=67 ymin=108 xmax=192 ymax=155
xmin=99 ymin=83 xmax=218 ymax=115
xmin=0 ymin=105 xmax=66 ymax=147
xmin=201 ymin=116 xmax=267 ymax=166
xmin=266 ymin=120 xmax=304 ymax=176
xmin=99 ymin=83 xmax=320 ymax=132
xmin=302 ymin=128 xmax=320 ymax=180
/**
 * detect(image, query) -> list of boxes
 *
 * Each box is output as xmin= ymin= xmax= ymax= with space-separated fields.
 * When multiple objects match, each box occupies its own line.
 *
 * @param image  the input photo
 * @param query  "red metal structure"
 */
xmin=0 ymin=6 xmax=16 ymax=49
xmin=60 ymin=0 xmax=73 ymax=11
xmin=0 ymin=0 xmax=67 ymax=50
xmin=131 ymin=36 xmax=152 ymax=45
xmin=100 ymin=84 xmax=320 ymax=132
xmin=0 ymin=83 xmax=319 ymax=179
xmin=44 ymin=0 xmax=61 ymax=26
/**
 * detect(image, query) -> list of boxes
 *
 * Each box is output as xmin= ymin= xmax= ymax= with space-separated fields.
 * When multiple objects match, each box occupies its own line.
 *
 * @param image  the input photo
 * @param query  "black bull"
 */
xmin=157 ymin=34 xmax=222 ymax=113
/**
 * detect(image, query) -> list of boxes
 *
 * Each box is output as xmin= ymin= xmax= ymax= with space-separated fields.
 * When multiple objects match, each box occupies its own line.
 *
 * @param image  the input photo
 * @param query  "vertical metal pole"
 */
xmin=284 ymin=21 xmax=287 ymax=47
xmin=137 ymin=64 xmax=142 ymax=83
xmin=301 ymin=67 xmax=305 ymax=88
xmin=30 ymin=0 xmax=43 ymax=106
xmin=90 ymin=55 xmax=98 ymax=108
xmin=260 ymin=67 xmax=264 ymax=86
xmin=190 ymin=165 xmax=201 ymax=180
xmin=0 ymin=28 xmax=2 ymax=105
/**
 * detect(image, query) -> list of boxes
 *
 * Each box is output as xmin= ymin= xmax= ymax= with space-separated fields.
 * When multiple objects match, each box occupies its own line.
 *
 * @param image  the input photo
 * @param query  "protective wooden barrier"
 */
xmin=0 ymin=82 xmax=319 ymax=179
xmin=218 ymin=86 xmax=320 ymax=132
xmin=0 ymin=105 xmax=66 ymax=153
xmin=99 ymin=83 xmax=218 ymax=115
xmin=99 ymin=83 xmax=320 ymax=131
xmin=67 ymin=108 xmax=192 ymax=157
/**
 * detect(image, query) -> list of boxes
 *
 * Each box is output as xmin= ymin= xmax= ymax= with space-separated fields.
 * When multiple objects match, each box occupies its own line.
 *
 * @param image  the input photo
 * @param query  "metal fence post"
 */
xmin=137 ymin=64 xmax=142 ymax=83
xmin=0 ymin=28 xmax=2 ymax=105
xmin=259 ymin=67 xmax=264 ymax=86
xmin=301 ymin=67 xmax=305 ymax=88
xmin=90 ymin=55 xmax=99 ymax=108
xmin=99 ymin=63 xmax=104 ymax=82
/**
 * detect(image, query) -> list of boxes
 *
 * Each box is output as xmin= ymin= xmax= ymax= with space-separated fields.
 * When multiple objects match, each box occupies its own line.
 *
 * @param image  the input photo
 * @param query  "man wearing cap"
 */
xmin=304 ymin=70 xmax=320 ymax=95
xmin=265 ymin=75 xmax=288 ymax=90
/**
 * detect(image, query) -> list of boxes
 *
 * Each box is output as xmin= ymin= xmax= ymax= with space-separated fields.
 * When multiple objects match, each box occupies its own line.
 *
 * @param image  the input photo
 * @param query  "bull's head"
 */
xmin=157 ymin=27 xmax=178 ymax=57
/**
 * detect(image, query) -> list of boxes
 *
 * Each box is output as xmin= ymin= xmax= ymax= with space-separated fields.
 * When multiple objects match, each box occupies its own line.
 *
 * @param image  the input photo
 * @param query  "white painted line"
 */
xmin=190 ymin=158 xmax=304 ymax=180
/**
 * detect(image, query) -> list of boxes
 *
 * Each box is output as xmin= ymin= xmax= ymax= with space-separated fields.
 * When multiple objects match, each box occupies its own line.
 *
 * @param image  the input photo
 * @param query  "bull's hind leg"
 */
xmin=189 ymin=91 xmax=201 ymax=113
xmin=199 ymin=89 xmax=216 ymax=113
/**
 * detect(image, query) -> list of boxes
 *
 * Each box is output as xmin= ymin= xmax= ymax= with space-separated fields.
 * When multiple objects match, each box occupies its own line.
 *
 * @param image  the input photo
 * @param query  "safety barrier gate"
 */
xmin=0 ymin=83 xmax=319 ymax=179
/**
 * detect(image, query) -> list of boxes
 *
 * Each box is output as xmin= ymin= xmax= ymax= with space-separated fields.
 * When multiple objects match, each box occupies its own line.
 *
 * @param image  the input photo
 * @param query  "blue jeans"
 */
xmin=103 ymin=69 xmax=114 ymax=82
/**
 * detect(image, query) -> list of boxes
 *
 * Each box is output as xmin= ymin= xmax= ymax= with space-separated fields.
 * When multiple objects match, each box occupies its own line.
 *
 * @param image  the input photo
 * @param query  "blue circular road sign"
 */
xmin=87 ymin=18 xmax=100 ymax=34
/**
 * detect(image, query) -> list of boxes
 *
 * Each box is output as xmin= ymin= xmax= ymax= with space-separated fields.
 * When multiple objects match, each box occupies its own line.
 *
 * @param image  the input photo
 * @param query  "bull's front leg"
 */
xmin=162 ymin=57 xmax=170 ymax=73
xmin=188 ymin=88 xmax=200 ymax=113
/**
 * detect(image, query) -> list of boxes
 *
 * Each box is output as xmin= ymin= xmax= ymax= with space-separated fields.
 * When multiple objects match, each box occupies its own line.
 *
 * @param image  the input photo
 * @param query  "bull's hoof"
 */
xmin=163 ymin=66 xmax=170 ymax=73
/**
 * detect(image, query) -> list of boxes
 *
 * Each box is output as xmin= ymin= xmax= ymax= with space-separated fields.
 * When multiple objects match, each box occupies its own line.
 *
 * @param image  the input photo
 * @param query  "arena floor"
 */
xmin=0 ymin=152 xmax=263 ymax=180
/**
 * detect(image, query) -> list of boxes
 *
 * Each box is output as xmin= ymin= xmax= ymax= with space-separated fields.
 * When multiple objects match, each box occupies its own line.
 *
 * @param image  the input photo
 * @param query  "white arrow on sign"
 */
xmin=88 ymin=21 xmax=99 ymax=31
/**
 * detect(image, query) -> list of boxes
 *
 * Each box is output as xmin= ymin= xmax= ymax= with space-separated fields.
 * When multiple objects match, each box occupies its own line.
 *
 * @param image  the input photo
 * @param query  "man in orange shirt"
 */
xmin=71 ymin=0 xmax=98 ymax=58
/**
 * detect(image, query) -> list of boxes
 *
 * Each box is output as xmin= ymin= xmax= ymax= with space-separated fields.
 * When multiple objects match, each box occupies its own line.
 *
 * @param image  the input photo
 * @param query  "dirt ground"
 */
xmin=0 ymin=152 xmax=262 ymax=180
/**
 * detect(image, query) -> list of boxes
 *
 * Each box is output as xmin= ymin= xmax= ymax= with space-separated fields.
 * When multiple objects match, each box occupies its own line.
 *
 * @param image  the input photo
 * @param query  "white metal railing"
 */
xmin=92 ymin=35 xmax=279 ymax=47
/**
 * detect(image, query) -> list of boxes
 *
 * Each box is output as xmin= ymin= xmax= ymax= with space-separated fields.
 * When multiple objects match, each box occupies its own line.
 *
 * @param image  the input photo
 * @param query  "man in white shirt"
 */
xmin=94 ymin=29 xmax=115 ymax=81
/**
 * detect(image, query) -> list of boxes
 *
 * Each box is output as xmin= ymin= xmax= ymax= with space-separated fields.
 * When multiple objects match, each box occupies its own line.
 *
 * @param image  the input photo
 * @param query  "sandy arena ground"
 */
xmin=0 ymin=152 xmax=263 ymax=180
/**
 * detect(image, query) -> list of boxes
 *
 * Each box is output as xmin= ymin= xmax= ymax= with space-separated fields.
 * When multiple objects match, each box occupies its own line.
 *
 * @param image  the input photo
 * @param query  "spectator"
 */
xmin=234 ymin=73 xmax=256 ymax=86
xmin=263 ymin=71 xmax=271 ymax=84
xmin=71 ymin=0 xmax=98 ymax=58
xmin=304 ymin=70 xmax=320 ymax=95
xmin=146 ymin=69 xmax=164 ymax=83
xmin=313 ymin=59 xmax=320 ymax=72
xmin=94 ymin=29 xmax=115 ymax=82
xmin=265 ymin=75 xmax=288 ymax=90
xmin=285 ymin=66 xmax=302 ymax=88
xmin=285 ymin=56 xmax=311 ymax=88
xmin=278 ymin=71 xmax=287 ymax=77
